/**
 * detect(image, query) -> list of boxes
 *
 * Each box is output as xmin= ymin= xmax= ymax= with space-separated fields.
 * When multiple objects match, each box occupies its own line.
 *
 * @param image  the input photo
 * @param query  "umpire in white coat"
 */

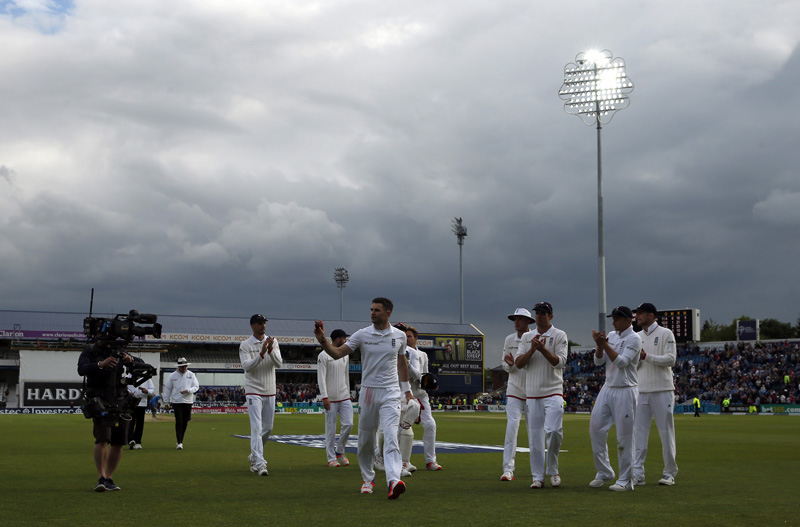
xmin=164 ymin=358 xmax=200 ymax=450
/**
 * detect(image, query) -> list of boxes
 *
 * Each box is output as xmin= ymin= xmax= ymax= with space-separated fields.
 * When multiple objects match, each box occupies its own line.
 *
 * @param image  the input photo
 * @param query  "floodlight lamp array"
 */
xmin=558 ymin=49 xmax=634 ymax=126
xmin=334 ymin=267 xmax=349 ymax=287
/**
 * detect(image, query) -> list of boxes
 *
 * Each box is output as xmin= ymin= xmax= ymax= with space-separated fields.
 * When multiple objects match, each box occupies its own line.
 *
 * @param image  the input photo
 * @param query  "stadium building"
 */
xmin=0 ymin=310 xmax=485 ymax=409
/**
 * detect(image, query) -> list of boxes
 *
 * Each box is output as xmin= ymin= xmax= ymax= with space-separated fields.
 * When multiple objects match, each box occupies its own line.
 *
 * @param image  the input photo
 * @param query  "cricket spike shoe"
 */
xmin=360 ymin=481 xmax=375 ymax=494
xmin=388 ymin=480 xmax=406 ymax=499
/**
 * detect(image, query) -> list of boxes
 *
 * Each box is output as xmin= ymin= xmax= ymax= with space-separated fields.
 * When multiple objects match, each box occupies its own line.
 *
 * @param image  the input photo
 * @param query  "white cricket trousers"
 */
xmin=325 ymin=399 xmax=354 ymax=462
xmin=418 ymin=392 xmax=438 ymax=464
xmin=247 ymin=394 xmax=275 ymax=469
xmin=633 ymin=391 xmax=678 ymax=480
xmin=358 ymin=386 xmax=402 ymax=488
xmin=526 ymin=395 xmax=564 ymax=481
xmin=589 ymin=386 xmax=637 ymax=486
xmin=503 ymin=396 xmax=527 ymax=474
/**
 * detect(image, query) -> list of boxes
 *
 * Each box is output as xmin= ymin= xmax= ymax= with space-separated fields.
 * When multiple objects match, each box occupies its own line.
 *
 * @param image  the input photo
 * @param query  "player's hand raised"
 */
xmin=313 ymin=320 xmax=326 ymax=342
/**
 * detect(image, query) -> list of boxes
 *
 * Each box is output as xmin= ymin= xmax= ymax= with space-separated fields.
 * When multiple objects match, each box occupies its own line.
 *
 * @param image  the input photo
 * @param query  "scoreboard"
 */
xmin=633 ymin=308 xmax=700 ymax=343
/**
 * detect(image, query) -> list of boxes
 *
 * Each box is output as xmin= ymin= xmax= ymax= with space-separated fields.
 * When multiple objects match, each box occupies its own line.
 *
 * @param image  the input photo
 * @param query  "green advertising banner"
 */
xmin=760 ymin=404 xmax=800 ymax=415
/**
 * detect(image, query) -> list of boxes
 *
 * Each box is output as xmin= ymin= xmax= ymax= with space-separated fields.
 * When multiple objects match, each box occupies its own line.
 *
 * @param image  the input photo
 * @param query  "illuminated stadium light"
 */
xmin=558 ymin=49 xmax=634 ymax=331
xmin=559 ymin=49 xmax=633 ymax=126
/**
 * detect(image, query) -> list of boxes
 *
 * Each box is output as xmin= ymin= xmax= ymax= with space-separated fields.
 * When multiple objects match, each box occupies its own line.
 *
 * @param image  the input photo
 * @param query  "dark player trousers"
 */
xmin=128 ymin=406 xmax=147 ymax=444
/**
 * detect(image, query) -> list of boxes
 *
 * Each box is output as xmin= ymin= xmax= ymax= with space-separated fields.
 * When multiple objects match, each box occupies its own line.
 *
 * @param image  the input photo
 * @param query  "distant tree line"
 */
xmin=701 ymin=314 xmax=800 ymax=341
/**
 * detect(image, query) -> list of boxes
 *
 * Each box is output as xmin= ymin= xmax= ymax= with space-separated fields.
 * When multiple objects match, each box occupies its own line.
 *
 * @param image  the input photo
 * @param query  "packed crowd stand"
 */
xmin=186 ymin=341 xmax=799 ymax=410
xmin=562 ymin=340 xmax=799 ymax=409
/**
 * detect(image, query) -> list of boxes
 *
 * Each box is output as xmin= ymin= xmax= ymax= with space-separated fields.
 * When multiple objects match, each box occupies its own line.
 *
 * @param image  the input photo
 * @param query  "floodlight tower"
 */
xmin=333 ymin=267 xmax=349 ymax=320
xmin=559 ymin=49 xmax=633 ymax=332
xmin=452 ymin=217 xmax=467 ymax=324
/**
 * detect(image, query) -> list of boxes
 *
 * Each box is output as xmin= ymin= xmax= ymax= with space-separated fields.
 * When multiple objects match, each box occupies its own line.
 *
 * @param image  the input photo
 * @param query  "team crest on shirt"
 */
xmin=392 ymin=338 xmax=396 ymax=348
xmin=654 ymin=337 xmax=659 ymax=345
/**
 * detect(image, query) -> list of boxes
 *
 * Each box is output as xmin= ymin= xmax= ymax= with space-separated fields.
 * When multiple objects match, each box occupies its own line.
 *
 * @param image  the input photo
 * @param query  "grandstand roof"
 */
xmin=0 ymin=309 xmax=483 ymax=345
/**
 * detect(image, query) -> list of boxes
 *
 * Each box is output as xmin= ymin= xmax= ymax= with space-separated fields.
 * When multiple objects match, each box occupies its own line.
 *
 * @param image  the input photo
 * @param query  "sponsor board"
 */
xmin=23 ymin=382 xmax=84 ymax=407
xmin=438 ymin=361 xmax=483 ymax=374
xmin=153 ymin=333 xmax=320 ymax=345
xmin=0 ymin=408 xmax=83 ymax=414
xmin=192 ymin=406 xmax=249 ymax=414
xmin=760 ymin=404 xmax=800 ymax=415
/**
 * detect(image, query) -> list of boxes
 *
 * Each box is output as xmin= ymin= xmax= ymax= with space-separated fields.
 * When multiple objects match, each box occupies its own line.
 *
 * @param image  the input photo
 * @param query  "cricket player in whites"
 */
xmin=514 ymin=301 xmax=568 ymax=489
xmin=632 ymin=302 xmax=678 ymax=486
xmin=398 ymin=323 xmax=443 ymax=472
xmin=500 ymin=308 xmax=533 ymax=481
xmin=317 ymin=329 xmax=354 ymax=467
xmin=589 ymin=306 xmax=642 ymax=491
xmin=314 ymin=297 xmax=413 ymax=499
xmin=240 ymin=314 xmax=283 ymax=476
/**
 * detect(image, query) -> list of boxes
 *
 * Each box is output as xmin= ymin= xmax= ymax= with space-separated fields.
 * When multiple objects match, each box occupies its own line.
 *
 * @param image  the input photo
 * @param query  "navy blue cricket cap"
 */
xmin=250 ymin=314 xmax=268 ymax=324
xmin=330 ymin=329 xmax=349 ymax=340
xmin=607 ymin=306 xmax=634 ymax=319
xmin=634 ymin=303 xmax=657 ymax=314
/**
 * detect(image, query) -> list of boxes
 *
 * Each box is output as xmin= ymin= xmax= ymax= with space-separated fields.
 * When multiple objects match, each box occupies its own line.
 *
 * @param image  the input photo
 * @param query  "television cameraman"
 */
xmin=77 ymin=339 xmax=143 ymax=492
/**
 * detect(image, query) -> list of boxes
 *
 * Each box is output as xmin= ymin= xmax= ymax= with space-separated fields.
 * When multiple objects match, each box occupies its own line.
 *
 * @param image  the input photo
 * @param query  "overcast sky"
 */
xmin=2 ymin=0 xmax=799 ymax=366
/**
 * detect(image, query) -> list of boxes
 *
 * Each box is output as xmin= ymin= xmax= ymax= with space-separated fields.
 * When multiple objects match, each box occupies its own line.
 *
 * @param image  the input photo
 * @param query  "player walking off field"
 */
xmin=632 ymin=302 xmax=678 ymax=486
xmin=404 ymin=324 xmax=442 ymax=471
xmin=589 ymin=306 xmax=642 ymax=491
xmin=500 ymin=308 xmax=533 ymax=481
xmin=317 ymin=328 xmax=353 ymax=468
xmin=240 ymin=314 xmax=283 ymax=476
xmin=314 ymin=297 xmax=413 ymax=499
xmin=514 ymin=301 xmax=568 ymax=489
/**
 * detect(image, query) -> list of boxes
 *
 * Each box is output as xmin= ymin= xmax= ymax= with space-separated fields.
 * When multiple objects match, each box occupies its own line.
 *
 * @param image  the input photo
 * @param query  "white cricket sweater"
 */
xmin=317 ymin=352 xmax=350 ymax=402
xmin=239 ymin=336 xmax=283 ymax=396
xmin=637 ymin=323 xmax=677 ymax=393
xmin=516 ymin=325 xmax=568 ymax=398
xmin=503 ymin=332 xmax=527 ymax=399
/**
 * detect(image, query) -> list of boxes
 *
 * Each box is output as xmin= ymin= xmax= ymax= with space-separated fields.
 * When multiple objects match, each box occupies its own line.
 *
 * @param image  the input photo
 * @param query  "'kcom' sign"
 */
xmin=23 ymin=382 xmax=84 ymax=407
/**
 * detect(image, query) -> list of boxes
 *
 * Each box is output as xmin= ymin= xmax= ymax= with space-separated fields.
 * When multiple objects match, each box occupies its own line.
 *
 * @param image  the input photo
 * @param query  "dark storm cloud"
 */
xmin=1 ymin=1 xmax=799 ymax=364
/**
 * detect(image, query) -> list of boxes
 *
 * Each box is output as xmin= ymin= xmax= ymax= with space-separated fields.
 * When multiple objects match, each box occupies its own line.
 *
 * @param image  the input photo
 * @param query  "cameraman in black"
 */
xmin=77 ymin=340 xmax=143 ymax=492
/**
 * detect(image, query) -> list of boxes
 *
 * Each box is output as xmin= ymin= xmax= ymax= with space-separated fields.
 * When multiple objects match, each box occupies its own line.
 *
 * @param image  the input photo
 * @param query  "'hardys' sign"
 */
xmin=23 ymin=382 xmax=84 ymax=407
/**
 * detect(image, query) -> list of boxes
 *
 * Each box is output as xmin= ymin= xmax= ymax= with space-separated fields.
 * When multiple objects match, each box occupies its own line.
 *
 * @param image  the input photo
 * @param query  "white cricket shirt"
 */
xmin=345 ymin=325 xmax=406 ymax=389
xmin=594 ymin=326 xmax=641 ymax=387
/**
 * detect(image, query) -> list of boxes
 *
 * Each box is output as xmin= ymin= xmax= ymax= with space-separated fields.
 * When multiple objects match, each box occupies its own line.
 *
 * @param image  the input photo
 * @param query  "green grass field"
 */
xmin=1 ymin=412 xmax=798 ymax=527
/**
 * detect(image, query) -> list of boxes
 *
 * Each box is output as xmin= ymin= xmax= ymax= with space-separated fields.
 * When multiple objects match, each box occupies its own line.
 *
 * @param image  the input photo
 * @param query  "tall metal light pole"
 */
xmin=333 ymin=267 xmax=349 ymax=320
xmin=559 ymin=49 xmax=633 ymax=332
xmin=452 ymin=217 xmax=467 ymax=324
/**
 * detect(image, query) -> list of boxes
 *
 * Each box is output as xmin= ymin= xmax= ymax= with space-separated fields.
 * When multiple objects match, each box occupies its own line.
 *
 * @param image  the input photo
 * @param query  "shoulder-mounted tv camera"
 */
xmin=83 ymin=310 xmax=162 ymax=343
